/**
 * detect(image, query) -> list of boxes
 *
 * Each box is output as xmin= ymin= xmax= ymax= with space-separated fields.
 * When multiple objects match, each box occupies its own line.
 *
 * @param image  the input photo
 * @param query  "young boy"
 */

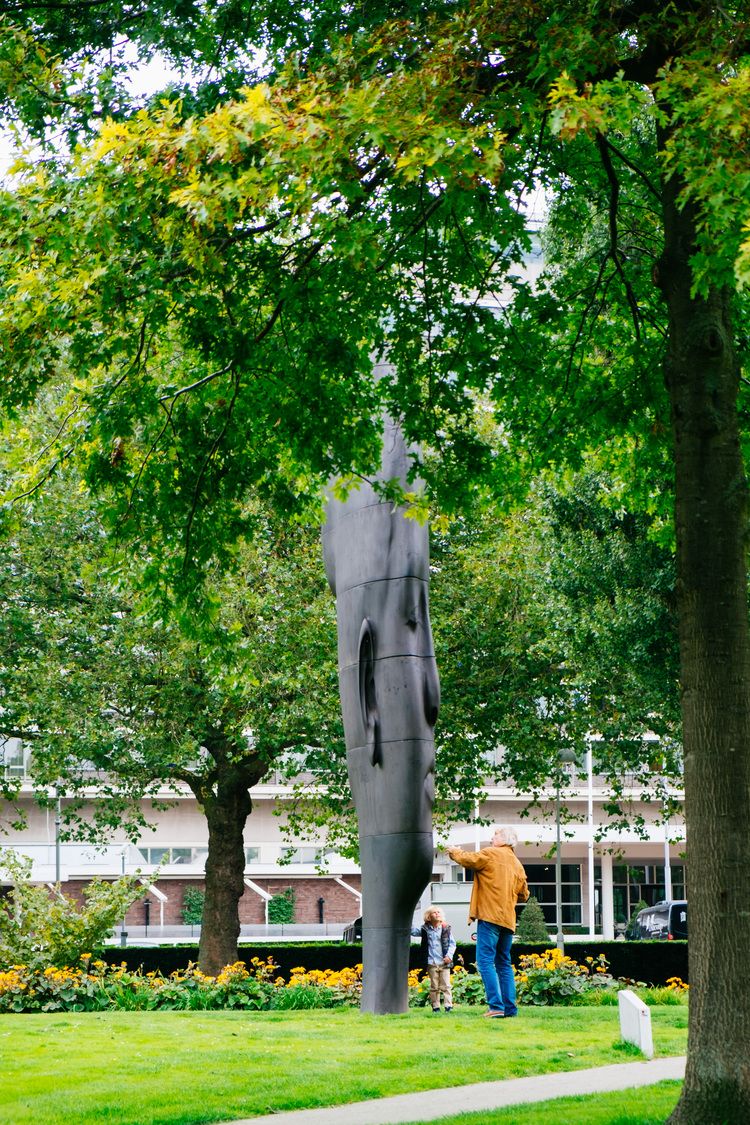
xmin=418 ymin=907 xmax=456 ymax=1012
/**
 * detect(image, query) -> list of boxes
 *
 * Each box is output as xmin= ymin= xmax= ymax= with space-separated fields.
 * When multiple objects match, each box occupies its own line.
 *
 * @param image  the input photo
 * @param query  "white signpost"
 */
xmin=618 ymin=989 xmax=654 ymax=1058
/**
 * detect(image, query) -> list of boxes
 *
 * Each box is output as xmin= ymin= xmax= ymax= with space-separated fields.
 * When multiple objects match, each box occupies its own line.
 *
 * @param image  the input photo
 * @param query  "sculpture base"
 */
xmin=358 ymin=830 xmax=433 ymax=1014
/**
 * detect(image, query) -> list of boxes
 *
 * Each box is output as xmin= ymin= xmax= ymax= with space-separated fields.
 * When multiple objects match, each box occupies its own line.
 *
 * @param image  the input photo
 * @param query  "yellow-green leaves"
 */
xmin=659 ymin=57 xmax=750 ymax=294
xmin=78 ymin=25 xmax=507 ymax=239
xmin=548 ymin=71 xmax=652 ymax=140
xmin=737 ymin=220 xmax=750 ymax=289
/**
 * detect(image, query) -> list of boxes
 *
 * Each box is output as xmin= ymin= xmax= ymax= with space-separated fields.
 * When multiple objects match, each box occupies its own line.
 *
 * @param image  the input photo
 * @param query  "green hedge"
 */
xmin=510 ymin=941 xmax=687 ymax=985
xmin=101 ymin=940 xmax=687 ymax=985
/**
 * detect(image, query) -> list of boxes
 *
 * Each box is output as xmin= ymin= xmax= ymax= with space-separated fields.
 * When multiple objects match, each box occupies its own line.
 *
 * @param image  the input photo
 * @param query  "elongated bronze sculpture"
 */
xmin=323 ymin=386 xmax=440 ymax=1014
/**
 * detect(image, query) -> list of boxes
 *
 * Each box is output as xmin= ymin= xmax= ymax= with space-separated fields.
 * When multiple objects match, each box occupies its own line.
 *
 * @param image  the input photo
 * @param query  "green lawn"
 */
xmin=0 ymin=1006 xmax=687 ymax=1125
xmin=403 ymin=1082 xmax=682 ymax=1125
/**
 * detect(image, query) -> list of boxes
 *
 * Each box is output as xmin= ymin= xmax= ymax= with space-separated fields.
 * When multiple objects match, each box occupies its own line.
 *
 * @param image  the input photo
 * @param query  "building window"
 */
xmin=607 ymin=863 xmax=686 ymax=926
xmin=244 ymin=847 xmax=260 ymax=865
xmin=1 ymin=739 xmax=29 ymax=779
xmin=280 ymin=846 xmax=341 ymax=865
xmin=524 ymin=863 xmax=582 ymax=926
xmin=137 ymin=846 xmax=208 ymax=867
xmin=280 ymin=846 xmax=329 ymax=864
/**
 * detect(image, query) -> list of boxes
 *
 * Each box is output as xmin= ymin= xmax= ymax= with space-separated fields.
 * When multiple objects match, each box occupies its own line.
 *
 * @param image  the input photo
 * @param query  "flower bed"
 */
xmin=0 ymin=951 xmax=689 ymax=1013
xmin=514 ymin=948 xmax=610 ymax=1005
xmin=0 ymin=955 xmax=364 ymax=1013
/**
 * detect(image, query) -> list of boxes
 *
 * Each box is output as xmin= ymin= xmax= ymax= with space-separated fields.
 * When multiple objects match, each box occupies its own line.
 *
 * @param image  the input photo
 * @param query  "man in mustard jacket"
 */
xmin=447 ymin=827 xmax=529 ymax=1017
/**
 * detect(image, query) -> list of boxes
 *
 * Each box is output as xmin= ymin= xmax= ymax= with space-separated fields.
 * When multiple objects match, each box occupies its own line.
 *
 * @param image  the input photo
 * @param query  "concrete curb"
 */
xmin=219 ymin=1056 xmax=686 ymax=1125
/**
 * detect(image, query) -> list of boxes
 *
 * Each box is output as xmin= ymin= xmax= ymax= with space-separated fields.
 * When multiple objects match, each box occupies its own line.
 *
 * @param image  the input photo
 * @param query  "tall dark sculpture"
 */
xmin=323 ymin=392 xmax=440 ymax=1014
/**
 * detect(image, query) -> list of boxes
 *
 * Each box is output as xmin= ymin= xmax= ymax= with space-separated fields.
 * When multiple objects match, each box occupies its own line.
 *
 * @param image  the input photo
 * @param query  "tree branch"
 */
xmin=182 ymin=366 xmax=242 ymax=571
xmin=596 ymin=132 xmax=642 ymax=340
xmin=9 ymin=447 xmax=73 ymax=504
xmin=603 ymin=136 xmax=661 ymax=202
xmin=158 ymin=362 xmax=233 ymax=403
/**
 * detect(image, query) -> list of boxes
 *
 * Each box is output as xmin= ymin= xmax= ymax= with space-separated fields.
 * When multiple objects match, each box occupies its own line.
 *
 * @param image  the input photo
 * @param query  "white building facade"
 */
xmin=1 ymin=735 xmax=684 ymax=943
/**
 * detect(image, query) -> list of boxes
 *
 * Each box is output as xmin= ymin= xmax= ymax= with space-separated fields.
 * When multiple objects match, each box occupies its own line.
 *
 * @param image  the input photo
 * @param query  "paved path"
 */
xmin=219 ymin=1056 xmax=686 ymax=1125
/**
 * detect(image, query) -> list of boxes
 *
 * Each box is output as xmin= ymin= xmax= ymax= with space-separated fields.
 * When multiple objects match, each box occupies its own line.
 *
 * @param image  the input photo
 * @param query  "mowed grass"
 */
xmin=0 ymin=1006 xmax=687 ymax=1125
xmin=403 ymin=1081 xmax=682 ymax=1125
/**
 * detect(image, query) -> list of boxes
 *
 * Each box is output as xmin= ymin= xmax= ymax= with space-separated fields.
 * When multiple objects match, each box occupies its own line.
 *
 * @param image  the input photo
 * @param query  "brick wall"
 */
xmin=109 ymin=875 xmax=362 ymax=926
xmin=240 ymin=876 xmax=362 ymax=924
xmin=266 ymin=877 xmax=362 ymax=924
xmin=56 ymin=881 xmax=88 ymax=908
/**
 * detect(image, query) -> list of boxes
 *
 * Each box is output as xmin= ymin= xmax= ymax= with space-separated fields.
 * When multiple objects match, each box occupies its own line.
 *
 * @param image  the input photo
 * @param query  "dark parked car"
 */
xmin=632 ymin=900 xmax=688 ymax=940
xmin=343 ymin=916 xmax=362 ymax=942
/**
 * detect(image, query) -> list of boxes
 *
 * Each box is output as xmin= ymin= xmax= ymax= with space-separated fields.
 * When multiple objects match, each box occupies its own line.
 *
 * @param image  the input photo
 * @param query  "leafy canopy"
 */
xmin=0 ymin=3 xmax=748 ymax=597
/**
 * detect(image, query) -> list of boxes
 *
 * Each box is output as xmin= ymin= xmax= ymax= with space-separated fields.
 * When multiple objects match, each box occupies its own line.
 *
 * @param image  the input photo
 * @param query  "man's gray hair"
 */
xmin=493 ymin=826 xmax=518 ymax=848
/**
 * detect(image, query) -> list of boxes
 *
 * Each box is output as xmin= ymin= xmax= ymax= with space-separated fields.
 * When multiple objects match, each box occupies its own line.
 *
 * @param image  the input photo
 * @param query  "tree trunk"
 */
xmin=196 ymin=774 xmax=253 ymax=976
xmin=658 ymin=162 xmax=750 ymax=1122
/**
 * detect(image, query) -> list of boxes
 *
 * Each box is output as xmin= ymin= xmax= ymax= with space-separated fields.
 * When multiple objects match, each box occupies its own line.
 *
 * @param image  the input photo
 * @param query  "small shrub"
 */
xmin=181 ymin=888 xmax=205 ymax=926
xmin=268 ymin=887 xmax=295 ymax=924
xmin=516 ymin=896 xmax=551 ymax=943
xmin=0 ymin=850 xmax=148 ymax=970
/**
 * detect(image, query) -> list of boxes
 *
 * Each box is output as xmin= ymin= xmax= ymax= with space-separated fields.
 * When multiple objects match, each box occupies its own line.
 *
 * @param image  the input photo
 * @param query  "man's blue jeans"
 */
xmin=475 ymin=920 xmax=517 ymax=1015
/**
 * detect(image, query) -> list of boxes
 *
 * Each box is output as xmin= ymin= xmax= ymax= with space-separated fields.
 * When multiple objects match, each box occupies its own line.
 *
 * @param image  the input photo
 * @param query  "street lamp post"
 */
xmin=662 ymin=764 xmax=673 ymax=902
xmin=586 ymin=746 xmax=595 ymax=936
xmin=119 ymin=847 xmax=128 ymax=947
xmin=54 ymin=790 xmax=62 ymax=885
xmin=555 ymin=748 xmax=579 ymax=951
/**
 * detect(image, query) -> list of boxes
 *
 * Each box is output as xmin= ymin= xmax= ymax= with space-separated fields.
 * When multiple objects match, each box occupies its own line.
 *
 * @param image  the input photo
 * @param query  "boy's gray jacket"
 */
xmin=420 ymin=923 xmax=456 ymax=965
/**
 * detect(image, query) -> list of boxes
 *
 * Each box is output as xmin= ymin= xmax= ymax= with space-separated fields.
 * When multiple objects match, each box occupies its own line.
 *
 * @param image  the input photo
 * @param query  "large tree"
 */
xmin=0 ymin=461 xmax=342 ymax=974
xmin=0 ymin=3 xmax=748 ymax=1116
